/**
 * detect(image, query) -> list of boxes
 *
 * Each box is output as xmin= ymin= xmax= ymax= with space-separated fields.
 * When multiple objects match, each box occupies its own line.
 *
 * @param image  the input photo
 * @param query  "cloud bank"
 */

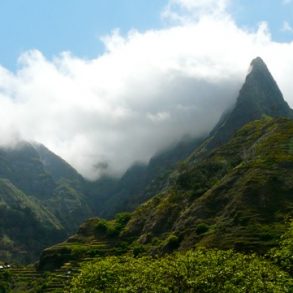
xmin=1 ymin=0 xmax=293 ymax=180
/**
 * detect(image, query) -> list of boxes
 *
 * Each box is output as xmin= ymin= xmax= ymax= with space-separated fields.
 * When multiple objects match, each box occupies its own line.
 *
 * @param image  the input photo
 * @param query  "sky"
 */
xmin=0 ymin=0 xmax=292 ymax=70
xmin=0 ymin=0 xmax=293 ymax=179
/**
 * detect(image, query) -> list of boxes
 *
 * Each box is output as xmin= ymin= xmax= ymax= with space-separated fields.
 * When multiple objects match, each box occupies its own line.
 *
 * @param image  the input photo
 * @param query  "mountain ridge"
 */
xmin=1 ymin=57 xmax=293 ymax=266
xmin=37 ymin=57 xmax=293 ymax=270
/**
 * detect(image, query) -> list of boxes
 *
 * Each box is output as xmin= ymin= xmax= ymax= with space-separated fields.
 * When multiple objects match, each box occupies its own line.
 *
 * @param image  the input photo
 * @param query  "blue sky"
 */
xmin=0 ymin=0 xmax=166 ymax=69
xmin=230 ymin=0 xmax=293 ymax=41
xmin=0 ymin=0 xmax=292 ymax=70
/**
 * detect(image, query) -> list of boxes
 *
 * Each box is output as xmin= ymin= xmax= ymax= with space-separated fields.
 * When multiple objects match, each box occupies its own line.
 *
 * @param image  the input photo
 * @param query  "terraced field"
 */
xmin=7 ymin=261 xmax=84 ymax=292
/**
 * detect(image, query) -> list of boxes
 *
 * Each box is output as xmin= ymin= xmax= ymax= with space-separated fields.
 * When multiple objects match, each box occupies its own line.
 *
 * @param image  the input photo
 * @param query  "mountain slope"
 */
xmin=88 ymin=136 xmax=203 ymax=218
xmin=0 ymin=142 xmax=93 ymax=231
xmin=124 ymin=117 xmax=293 ymax=252
xmin=0 ymin=142 xmax=56 ymax=199
xmin=38 ymin=117 xmax=293 ymax=270
xmin=0 ymin=179 xmax=65 ymax=263
xmin=34 ymin=143 xmax=84 ymax=186
xmin=121 ymin=56 xmax=293 ymax=250
xmin=0 ymin=142 xmax=94 ymax=263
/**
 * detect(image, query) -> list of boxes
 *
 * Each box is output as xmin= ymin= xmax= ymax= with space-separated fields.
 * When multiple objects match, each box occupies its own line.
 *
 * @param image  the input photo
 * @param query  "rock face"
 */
xmin=208 ymin=57 xmax=293 ymax=149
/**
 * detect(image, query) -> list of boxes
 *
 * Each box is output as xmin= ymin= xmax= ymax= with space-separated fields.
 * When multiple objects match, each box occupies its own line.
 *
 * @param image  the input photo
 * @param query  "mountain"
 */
xmin=2 ymin=57 xmax=293 ymax=267
xmin=39 ymin=116 xmax=293 ymax=270
xmin=0 ymin=142 xmax=56 ymax=199
xmin=0 ymin=136 xmax=203 ymax=263
xmin=0 ymin=142 xmax=94 ymax=263
xmin=38 ymin=58 xmax=293 ymax=270
xmin=34 ymin=143 xmax=84 ymax=186
xmin=0 ymin=142 xmax=93 ymax=232
xmin=89 ymin=57 xmax=293 ymax=219
xmin=33 ymin=143 xmax=93 ymax=232
xmin=207 ymin=57 xmax=293 ymax=149
xmin=124 ymin=117 xmax=293 ymax=251
xmin=119 ymin=58 xmax=293 ymax=253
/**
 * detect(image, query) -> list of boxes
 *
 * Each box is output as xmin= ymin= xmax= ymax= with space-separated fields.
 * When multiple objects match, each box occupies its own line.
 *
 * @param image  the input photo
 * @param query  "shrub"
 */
xmin=69 ymin=249 xmax=292 ymax=292
xmin=269 ymin=220 xmax=293 ymax=274
xmin=163 ymin=234 xmax=180 ymax=251
xmin=196 ymin=223 xmax=209 ymax=235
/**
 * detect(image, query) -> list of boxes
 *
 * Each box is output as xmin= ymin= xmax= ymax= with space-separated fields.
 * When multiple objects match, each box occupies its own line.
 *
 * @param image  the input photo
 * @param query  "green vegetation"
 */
xmin=3 ymin=221 xmax=292 ymax=292
xmin=0 ymin=270 xmax=12 ymax=293
xmin=122 ymin=118 xmax=293 ymax=253
xmin=37 ymin=117 xmax=293 ymax=273
xmin=38 ymin=213 xmax=132 ymax=271
xmin=269 ymin=219 xmax=293 ymax=273
xmin=0 ymin=142 xmax=94 ymax=264
xmin=69 ymin=249 xmax=292 ymax=292
xmin=196 ymin=223 xmax=209 ymax=235
xmin=66 ymin=221 xmax=293 ymax=292
xmin=0 ymin=179 xmax=65 ymax=264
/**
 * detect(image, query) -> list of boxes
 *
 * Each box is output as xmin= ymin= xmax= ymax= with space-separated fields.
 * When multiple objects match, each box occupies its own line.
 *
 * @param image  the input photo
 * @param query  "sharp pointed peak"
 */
xmin=250 ymin=56 xmax=266 ymax=67
xmin=248 ymin=57 xmax=269 ymax=74
xmin=206 ymin=57 xmax=293 ymax=149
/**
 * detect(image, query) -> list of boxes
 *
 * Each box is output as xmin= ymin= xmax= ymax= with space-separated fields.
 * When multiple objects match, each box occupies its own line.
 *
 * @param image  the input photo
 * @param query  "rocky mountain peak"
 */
xmin=207 ymin=57 xmax=293 ymax=149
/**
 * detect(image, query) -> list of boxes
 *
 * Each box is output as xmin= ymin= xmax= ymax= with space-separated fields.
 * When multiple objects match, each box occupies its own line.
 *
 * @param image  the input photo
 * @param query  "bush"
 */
xmin=163 ymin=234 xmax=180 ymax=251
xmin=196 ymin=223 xmax=209 ymax=235
xmin=94 ymin=220 xmax=108 ymax=235
xmin=269 ymin=220 xmax=293 ymax=274
xmin=69 ymin=249 xmax=292 ymax=292
xmin=132 ymin=243 xmax=146 ymax=257
xmin=94 ymin=214 xmax=132 ymax=238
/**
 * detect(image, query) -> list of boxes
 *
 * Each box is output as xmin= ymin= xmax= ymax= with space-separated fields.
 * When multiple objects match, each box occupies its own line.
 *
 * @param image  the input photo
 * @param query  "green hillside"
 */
xmin=32 ymin=117 xmax=293 ymax=292
xmin=88 ymin=136 xmax=203 ymax=219
xmin=38 ymin=117 xmax=293 ymax=272
xmin=0 ymin=143 xmax=94 ymax=263
xmin=0 ymin=179 xmax=65 ymax=263
xmin=123 ymin=117 xmax=293 ymax=252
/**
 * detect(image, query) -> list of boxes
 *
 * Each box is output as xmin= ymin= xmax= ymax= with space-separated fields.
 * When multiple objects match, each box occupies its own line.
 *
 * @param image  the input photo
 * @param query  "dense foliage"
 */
xmin=269 ymin=220 xmax=293 ymax=273
xmin=69 ymin=249 xmax=292 ymax=292
xmin=0 ymin=270 xmax=12 ymax=293
xmin=68 ymin=220 xmax=293 ymax=292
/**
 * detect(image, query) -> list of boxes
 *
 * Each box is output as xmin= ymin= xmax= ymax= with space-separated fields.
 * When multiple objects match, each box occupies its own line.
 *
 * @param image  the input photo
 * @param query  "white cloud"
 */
xmin=1 ymin=0 xmax=293 ymax=180
xmin=283 ymin=0 xmax=293 ymax=4
xmin=162 ymin=0 xmax=231 ymax=23
xmin=282 ymin=21 xmax=293 ymax=33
